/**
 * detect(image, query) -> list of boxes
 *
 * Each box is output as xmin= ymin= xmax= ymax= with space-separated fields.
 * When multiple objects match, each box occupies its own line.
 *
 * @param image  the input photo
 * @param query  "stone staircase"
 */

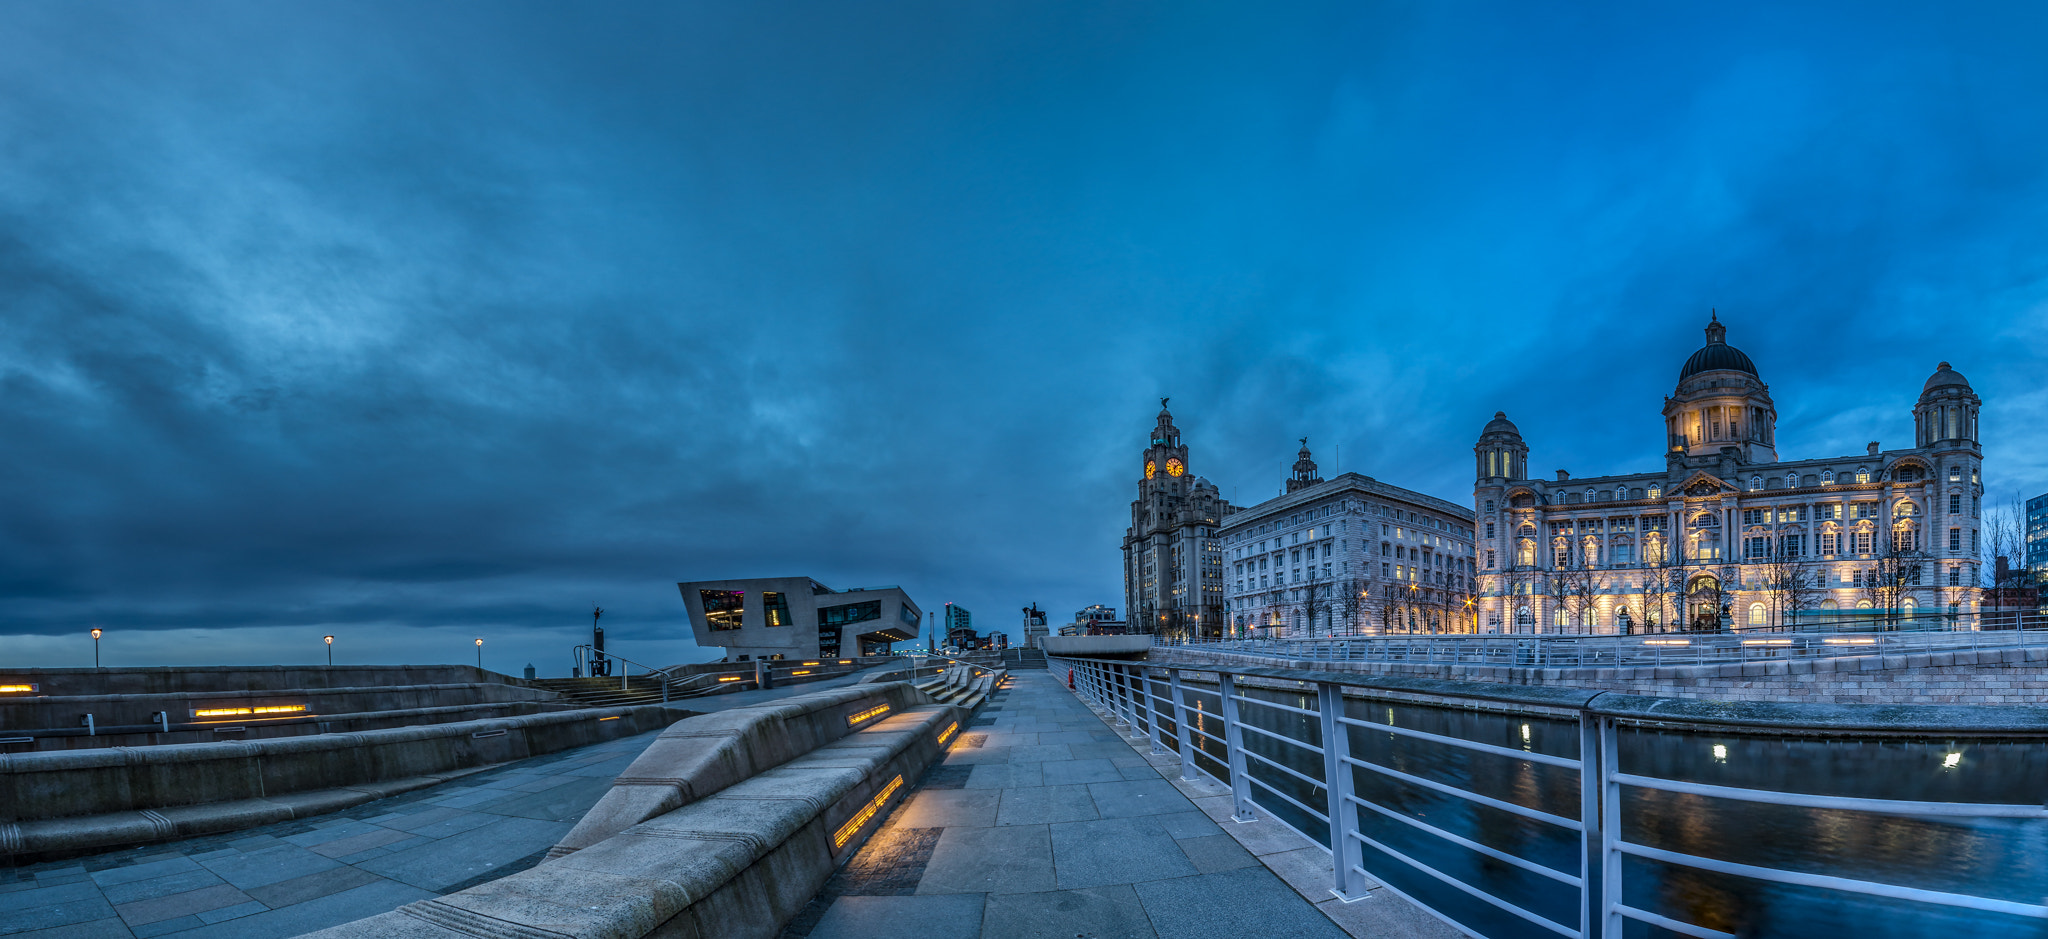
xmin=529 ymin=675 xmax=674 ymax=708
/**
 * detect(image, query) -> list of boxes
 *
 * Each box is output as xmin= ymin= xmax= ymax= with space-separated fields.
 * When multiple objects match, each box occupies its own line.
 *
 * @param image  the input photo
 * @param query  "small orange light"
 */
xmin=598 ymin=716 xmax=621 ymax=721
xmin=718 ymin=676 xmax=743 ymax=682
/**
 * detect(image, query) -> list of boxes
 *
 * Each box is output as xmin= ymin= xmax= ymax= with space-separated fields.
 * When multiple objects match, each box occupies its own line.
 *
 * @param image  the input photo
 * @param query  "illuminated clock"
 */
xmin=1165 ymin=458 xmax=1185 ymax=477
xmin=1145 ymin=460 xmax=1156 ymax=479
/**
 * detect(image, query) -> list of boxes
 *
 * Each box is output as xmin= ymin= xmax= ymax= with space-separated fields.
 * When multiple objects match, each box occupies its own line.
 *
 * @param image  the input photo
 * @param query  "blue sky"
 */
xmin=2 ymin=2 xmax=2045 ymax=673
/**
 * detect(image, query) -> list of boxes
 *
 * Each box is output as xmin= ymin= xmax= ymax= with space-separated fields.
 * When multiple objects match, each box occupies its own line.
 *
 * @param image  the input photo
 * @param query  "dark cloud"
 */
xmin=1 ymin=2 xmax=2045 ymax=671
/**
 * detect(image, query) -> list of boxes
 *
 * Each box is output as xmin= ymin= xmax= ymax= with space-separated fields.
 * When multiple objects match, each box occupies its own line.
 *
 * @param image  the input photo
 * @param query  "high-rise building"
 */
xmin=2027 ymin=491 xmax=2048 ymax=610
xmin=1220 ymin=440 xmax=1476 ymax=635
xmin=678 ymin=577 xmax=921 ymax=660
xmin=1473 ymin=315 xmax=1983 ymax=633
xmin=1122 ymin=403 xmax=1235 ymax=638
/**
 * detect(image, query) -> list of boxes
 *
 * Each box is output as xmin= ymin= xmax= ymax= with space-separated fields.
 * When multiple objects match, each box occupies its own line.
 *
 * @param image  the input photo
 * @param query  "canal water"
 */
xmin=1150 ymin=679 xmax=2048 ymax=939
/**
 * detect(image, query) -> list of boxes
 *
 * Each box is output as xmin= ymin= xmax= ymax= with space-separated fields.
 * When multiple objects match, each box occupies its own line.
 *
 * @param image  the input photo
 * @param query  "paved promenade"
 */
xmin=0 ymin=668 xmax=894 ymax=939
xmin=784 ymin=670 xmax=1454 ymax=939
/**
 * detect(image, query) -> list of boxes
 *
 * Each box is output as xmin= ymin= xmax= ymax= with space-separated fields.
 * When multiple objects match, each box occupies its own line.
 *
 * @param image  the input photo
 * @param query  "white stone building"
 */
xmin=1473 ymin=315 xmax=1983 ymax=633
xmin=1221 ymin=441 xmax=1477 ymax=636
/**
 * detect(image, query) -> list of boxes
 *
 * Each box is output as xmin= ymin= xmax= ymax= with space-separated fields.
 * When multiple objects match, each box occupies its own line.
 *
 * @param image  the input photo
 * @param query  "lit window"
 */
xmin=1750 ymin=476 xmax=1762 ymax=491
xmin=1821 ymin=470 xmax=1835 ymax=485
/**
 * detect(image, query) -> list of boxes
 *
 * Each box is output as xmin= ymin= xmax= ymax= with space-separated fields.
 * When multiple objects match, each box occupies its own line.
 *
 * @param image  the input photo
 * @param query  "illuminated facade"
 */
xmin=1220 ymin=441 xmax=1476 ymax=636
xmin=679 ymin=577 xmax=921 ymax=661
xmin=1121 ymin=403 xmax=1234 ymax=638
xmin=1473 ymin=315 xmax=1983 ymax=633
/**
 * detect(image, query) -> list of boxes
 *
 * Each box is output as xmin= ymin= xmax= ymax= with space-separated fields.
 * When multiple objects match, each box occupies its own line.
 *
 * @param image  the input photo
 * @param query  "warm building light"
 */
xmin=718 ymin=676 xmax=743 ymax=682
xmin=938 ymin=721 xmax=958 ymax=745
xmin=1741 ymin=639 xmax=1792 ymax=646
xmin=0 ymin=684 xmax=36 ymax=694
xmin=839 ymin=660 xmax=852 ymax=665
xmin=193 ymin=705 xmax=307 ymax=718
xmin=1643 ymin=639 xmax=1689 ymax=646
xmin=832 ymin=774 xmax=904 ymax=848
xmin=848 ymin=703 xmax=890 ymax=727
xmin=1823 ymin=638 xmax=1877 ymax=645
xmin=791 ymin=670 xmax=813 ymax=676
xmin=803 ymin=661 xmax=820 ymax=666
xmin=598 ymin=715 xmax=621 ymax=721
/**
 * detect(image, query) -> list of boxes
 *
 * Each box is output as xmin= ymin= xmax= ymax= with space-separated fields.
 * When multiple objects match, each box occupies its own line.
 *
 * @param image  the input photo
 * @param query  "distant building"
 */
xmin=1474 ymin=316 xmax=1983 ymax=633
xmin=678 ymin=577 xmax=921 ymax=661
xmin=2027 ymin=491 xmax=2048 ymax=610
xmin=1123 ymin=403 xmax=1235 ymax=638
xmin=1067 ymin=604 xmax=1126 ymax=636
xmin=943 ymin=603 xmax=972 ymax=635
xmin=1221 ymin=441 xmax=1476 ymax=636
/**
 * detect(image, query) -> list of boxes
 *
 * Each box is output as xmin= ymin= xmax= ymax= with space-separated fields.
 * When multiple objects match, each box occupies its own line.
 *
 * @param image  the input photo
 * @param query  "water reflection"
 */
xmin=1139 ymin=677 xmax=2048 ymax=939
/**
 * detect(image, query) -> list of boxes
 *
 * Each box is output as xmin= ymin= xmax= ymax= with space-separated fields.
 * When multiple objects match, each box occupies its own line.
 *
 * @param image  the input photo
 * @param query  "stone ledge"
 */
xmin=302 ymin=698 xmax=967 ymax=939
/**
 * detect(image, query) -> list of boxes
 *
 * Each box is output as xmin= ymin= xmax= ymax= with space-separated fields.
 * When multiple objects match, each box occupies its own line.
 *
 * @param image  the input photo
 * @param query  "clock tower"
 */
xmin=1122 ymin=400 xmax=1236 ymax=639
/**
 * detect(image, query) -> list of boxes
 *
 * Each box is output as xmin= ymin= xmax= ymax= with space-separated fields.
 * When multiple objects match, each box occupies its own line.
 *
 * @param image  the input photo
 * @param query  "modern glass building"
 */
xmin=2028 ymin=491 xmax=2048 ymax=610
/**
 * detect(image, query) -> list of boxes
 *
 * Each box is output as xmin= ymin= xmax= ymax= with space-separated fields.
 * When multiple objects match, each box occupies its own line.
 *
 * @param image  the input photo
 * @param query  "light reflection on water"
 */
xmin=1143 ymin=679 xmax=2048 ymax=939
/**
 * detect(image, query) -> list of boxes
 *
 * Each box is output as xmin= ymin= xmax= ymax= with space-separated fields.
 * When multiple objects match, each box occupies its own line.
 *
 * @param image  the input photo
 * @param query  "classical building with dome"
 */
xmin=1473 ymin=314 xmax=1983 ymax=633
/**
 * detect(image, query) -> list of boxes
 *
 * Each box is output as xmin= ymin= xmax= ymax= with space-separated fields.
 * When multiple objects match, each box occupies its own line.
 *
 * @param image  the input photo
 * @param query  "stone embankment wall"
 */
xmin=1152 ymin=645 xmax=2048 ymax=705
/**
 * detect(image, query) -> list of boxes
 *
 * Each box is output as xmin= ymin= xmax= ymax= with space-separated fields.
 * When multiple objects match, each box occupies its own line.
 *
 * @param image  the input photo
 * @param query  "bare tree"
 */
xmin=1557 ymin=567 xmax=1596 ymax=634
xmin=1332 ymin=576 xmax=1367 ymax=636
xmin=1859 ymin=538 xmax=1925 ymax=630
xmin=1296 ymin=574 xmax=1334 ymax=638
xmin=1982 ymin=491 xmax=2027 ymax=623
xmin=1757 ymin=548 xmax=1818 ymax=631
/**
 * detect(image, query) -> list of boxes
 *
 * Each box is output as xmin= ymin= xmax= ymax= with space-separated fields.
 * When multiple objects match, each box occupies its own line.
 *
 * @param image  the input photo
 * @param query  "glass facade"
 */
xmin=701 ymin=589 xmax=745 ymax=631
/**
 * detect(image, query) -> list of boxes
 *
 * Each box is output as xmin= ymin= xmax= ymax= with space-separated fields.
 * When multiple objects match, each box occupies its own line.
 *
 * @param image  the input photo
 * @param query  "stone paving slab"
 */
xmin=780 ymin=671 xmax=1447 ymax=939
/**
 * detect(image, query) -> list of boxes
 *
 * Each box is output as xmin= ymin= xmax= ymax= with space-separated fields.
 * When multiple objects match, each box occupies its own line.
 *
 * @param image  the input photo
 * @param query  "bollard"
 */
xmin=1067 ymin=668 xmax=1074 ymax=690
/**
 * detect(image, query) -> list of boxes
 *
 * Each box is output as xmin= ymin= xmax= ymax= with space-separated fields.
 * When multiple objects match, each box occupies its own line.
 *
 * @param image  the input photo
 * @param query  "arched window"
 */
xmin=1856 ymin=599 xmax=1873 ymax=610
xmin=1821 ymin=470 xmax=1835 ymax=485
xmin=1586 ymin=488 xmax=1596 ymax=503
xmin=1750 ymin=476 xmax=1763 ymax=491
xmin=1648 ymin=485 xmax=1662 ymax=499
xmin=1855 ymin=467 xmax=1870 ymax=484
xmin=1820 ymin=599 xmax=1838 ymax=611
xmin=1748 ymin=603 xmax=1765 ymax=625
xmin=1785 ymin=471 xmax=1798 ymax=488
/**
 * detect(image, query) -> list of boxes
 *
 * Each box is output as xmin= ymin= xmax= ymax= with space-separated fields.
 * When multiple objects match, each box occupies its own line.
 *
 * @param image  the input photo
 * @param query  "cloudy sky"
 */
xmin=3 ymin=2 xmax=2046 ymax=673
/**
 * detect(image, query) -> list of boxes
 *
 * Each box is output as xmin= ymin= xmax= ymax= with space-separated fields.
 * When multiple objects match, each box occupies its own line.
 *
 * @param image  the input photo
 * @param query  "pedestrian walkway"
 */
xmin=0 ymin=666 xmax=898 ymax=939
xmin=783 ymin=670 xmax=1454 ymax=939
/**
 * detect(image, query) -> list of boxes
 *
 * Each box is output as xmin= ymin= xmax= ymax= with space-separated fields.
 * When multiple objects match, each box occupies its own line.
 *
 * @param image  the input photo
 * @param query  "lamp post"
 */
xmin=91 ymin=628 xmax=102 ymax=668
xmin=475 ymin=637 xmax=483 ymax=670
xmin=324 ymin=635 xmax=334 ymax=666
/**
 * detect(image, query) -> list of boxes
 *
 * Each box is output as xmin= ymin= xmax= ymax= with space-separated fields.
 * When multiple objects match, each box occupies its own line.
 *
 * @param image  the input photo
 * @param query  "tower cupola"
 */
xmin=1474 ymin=411 xmax=1528 ymax=480
xmin=1286 ymin=438 xmax=1323 ymax=492
xmin=1914 ymin=362 xmax=1980 ymax=447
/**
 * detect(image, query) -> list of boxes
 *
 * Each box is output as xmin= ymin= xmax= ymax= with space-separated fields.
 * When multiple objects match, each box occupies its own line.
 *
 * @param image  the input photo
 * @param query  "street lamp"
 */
xmin=475 ymin=637 xmax=484 ymax=670
xmin=91 ymin=628 xmax=102 ymax=668
xmin=324 ymin=635 xmax=334 ymax=666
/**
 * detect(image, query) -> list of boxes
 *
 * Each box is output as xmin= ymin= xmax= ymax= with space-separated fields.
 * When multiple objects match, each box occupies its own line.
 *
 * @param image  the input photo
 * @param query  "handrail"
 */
xmin=1047 ymin=651 xmax=2048 ymax=939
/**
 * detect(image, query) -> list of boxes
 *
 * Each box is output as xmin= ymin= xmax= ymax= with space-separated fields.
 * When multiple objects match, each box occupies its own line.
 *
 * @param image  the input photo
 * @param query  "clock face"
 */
xmin=1145 ymin=460 xmax=1156 ymax=479
xmin=1166 ymin=458 xmax=1185 ymax=477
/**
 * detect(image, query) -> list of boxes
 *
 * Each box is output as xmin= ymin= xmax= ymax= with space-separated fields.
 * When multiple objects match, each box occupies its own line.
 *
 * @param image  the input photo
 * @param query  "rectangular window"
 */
xmin=1950 ymin=567 xmax=1961 ymax=586
xmin=1855 ymin=531 xmax=1873 ymax=554
xmin=1614 ymin=544 xmax=1634 ymax=563
xmin=1853 ymin=570 xmax=1865 ymax=588
xmin=1485 ymin=500 xmax=1495 ymax=513
xmin=1950 ymin=494 xmax=1962 ymax=514
xmin=762 ymin=591 xmax=791 ymax=627
xmin=700 ymin=590 xmax=746 ymax=631
xmin=1950 ymin=528 xmax=1962 ymax=552
xmin=1382 ymin=563 xmax=1390 ymax=577
xmin=818 ymin=600 xmax=881 ymax=626
xmin=1485 ymin=549 xmax=1496 ymax=569
xmin=1782 ymin=534 xmax=1803 ymax=557
xmin=1815 ymin=504 xmax=1841 ymax=520
xmin=1745 ymin=537 xmax=1768 ymax=559
xmin=1486 ymin=522 xmax=1495 ymax=538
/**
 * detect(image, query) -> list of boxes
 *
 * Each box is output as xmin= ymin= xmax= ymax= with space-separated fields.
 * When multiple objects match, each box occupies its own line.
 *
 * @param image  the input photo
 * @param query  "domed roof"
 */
xmin=1678 ymin=313 xmax=1758 ymax=380
xmin=1480 ymin=411 xmax=1521 ymax=437
xmin=1921 ymin=361 xmax=1972 ymax=394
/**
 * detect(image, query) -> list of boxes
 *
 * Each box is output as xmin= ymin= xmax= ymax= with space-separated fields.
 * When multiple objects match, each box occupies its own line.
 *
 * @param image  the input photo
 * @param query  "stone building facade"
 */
xmin=1220 ymin=441 xmax=1476 ymax=636
xmin=1121 ymin=403 xmax=1234 ymax=638
xmin=1473 ymin=315 xmax=1984 ymax=633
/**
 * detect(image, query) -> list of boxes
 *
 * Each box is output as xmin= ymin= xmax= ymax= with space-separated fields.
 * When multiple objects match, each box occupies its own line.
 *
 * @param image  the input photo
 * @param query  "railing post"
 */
xmin=1144 ymin=667 xmax=1170 ymax=755
xmin=1122 ymin=664 xmax=1147 ymax=739
xmin=1169 ymin=668 xmax=1197 ymax=781
xmin=1317 ymin=682 xmax=1367 ymax=901
xmin=1217 ymin=672 xmax=1256 ymax=822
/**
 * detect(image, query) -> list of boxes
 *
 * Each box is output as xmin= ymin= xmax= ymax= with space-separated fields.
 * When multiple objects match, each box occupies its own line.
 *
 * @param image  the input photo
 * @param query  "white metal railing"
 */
xmin=1151 ymin=626 xmax=2048 ymax=671
xmin=1050 ymin=654 xmax=2048 ymax=939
